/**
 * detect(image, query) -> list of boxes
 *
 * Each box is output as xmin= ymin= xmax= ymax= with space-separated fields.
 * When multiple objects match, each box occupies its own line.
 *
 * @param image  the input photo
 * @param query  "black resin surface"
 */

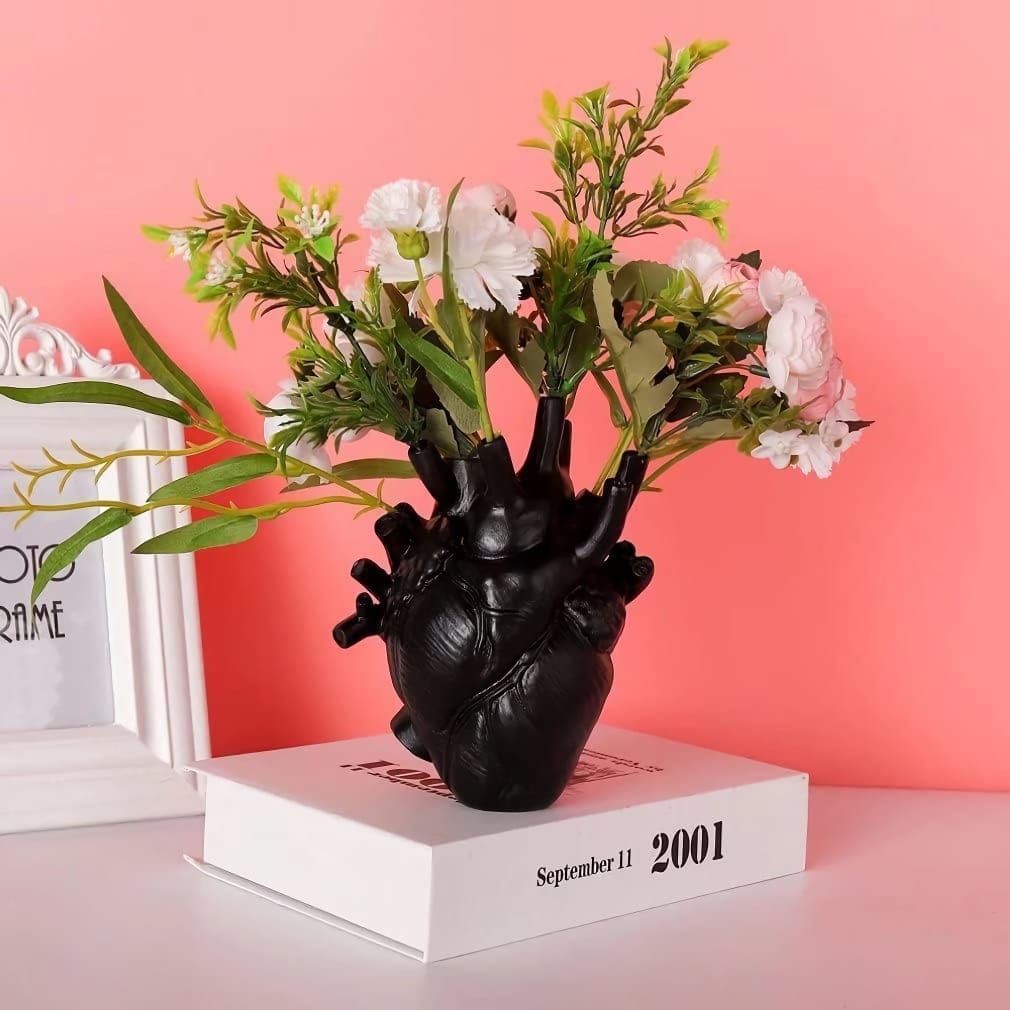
xmin=333 ymin=396 xmax=653 ymax=811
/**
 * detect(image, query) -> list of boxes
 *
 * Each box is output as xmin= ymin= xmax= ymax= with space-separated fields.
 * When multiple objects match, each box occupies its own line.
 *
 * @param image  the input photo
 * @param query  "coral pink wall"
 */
xmin=3 ymin=1 xmax=1008 ymax=789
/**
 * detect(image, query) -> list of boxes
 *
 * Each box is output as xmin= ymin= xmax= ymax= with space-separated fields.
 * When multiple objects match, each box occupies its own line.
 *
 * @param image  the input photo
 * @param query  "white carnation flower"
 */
xmin=366 ymin=230 xmax=443 ymax=286
xmin=342 ymin=278 xmax=367 ymax=305
xmin=455 ymin=183 xmax=517 ymax=219
xmin=366 ymin=198 xmax=535 ymax=314
xmin=446 ymin=200 xmax=536 ymax=313
xmin=263 ymin=381 xmax=332 ymax=483
xmin=360 ymin=179 xmax=443 ymax=233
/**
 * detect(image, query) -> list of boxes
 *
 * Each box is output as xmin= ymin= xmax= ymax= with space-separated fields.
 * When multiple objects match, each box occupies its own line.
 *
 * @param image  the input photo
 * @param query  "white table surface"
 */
xmin=2 ymin=786 xmax=1008 ymax=1009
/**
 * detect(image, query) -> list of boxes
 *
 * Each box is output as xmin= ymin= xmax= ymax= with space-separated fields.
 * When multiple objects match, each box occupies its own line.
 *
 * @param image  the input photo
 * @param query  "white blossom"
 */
xmin=203 ymin=250 xmax=231 ymax=286
xmin=168 ymin=230 xmax=193 ymax=262
xmin=360 ymin=179 xmax=443 ymax=233
xmin=295 ymin=204 xmax=331 ymax=238
xmin=263 ymin=381 xmax=332 ymax=484
xmin=791 ymin=431 xmax=836 ymax=479
xmin=325 ymin=326 xmax=386 ymax=368
xmin=750 ymin=428 xmax=806 ymax=471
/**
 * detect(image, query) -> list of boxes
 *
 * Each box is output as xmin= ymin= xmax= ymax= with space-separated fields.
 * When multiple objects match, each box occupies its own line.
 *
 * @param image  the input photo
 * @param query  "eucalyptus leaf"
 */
xmin=611 ymin=260 xmax=677 ymax=303
xmin=592 ymin=272 xmax=678 ymax=437
xmin=103 ymin=278 xmax=217 ymax=421
xmin=133 ymin=515 xmax=258 ymax=554
xmin=0 ymin=381 xmax=192 ymax=425
xmin=31 ymin=508 xmax=133 ymax=604
xmin=148 ymin=453 xmax=277 ymax=503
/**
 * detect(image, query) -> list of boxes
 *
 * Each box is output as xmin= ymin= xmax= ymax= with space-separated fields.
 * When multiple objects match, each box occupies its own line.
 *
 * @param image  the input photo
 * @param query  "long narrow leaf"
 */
xmin=392 ymin=322 xmax=478 ymax=410
xmin=133 ymin=515 xmax=258 ymax=554
xmin=103 ymin=278 xmax=218 ymax=421
xmin=31 ymin=509 xmax=133 ymax=603
xmin=330 ymin=458 xmax=420 ymax=481
xmin=0 ymin=381 xmax=192 ymax=425
xmin=148 ymin=453 xmax=277 ymax=503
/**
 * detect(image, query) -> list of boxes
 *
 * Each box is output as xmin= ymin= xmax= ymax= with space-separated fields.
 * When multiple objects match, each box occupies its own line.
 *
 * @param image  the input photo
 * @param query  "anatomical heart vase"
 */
xmin=0 ymin=41 xmax=868 ymax=811
xmin=334 ymin=397 xmax=653 ymax=810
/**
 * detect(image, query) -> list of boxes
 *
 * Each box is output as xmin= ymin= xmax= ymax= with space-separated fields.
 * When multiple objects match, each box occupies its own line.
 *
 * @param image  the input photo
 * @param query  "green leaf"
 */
xmin=422 ymin=408 xmax=460 ymax=458
xmin=679 ymin=354 xmax=724 ymax=379
xmin=311 ymin=235 xmax=335 ymax=261
xmin=0 ymin=381 xmax=192 ymax=425
xmin=330 ymin=458 xmax=419 ymax=481
xmin=428 ymin=372 xmax=480 ymax=434
xmin=31 ymin=509 xmax=133 ymax=604
xmin=437 ymin=181 xmax=479 ymax=364
xmin=148 ymin=453 xmax=277 ymax=503
xmin=277 ymin=175 xmax=303 ymax=203
xmin=735 ymin=249 xmax=762 ymax=270
xmin=392 ymin=321 xmax=478 ymax=410
xmin=103 ymin=278 xmax=217 ymax=421
xmin=133 ymin=515 xmax=258 ymax=555
xmin=518 ymin=341 xmax=547 ymax=392
xmin=592 ymin=272 xmax=678 ymax=439
xmin=141 ymin=225 xmax=171 ymax=242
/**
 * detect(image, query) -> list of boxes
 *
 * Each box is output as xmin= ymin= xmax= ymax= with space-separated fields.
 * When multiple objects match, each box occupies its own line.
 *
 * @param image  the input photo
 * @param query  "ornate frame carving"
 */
xmin=0 ymin=288 xmax=139 ymax=379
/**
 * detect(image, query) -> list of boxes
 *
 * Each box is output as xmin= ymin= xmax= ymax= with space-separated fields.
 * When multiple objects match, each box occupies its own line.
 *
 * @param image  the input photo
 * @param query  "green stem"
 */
xmin=12 ymin=438 xmax=227 ymax=495
xmin=455 ymin=300 xmax=495 ymax=443
xmin=592 ymin=425 xmax=634 ymax=494
xmin=0 ymin=492 xmax=379 ymax=522
xmin=641 ymin=434 xmax=738 ymax=490
xmin=195 ymin=421 xmax=388 ymax=510
xmin=412 ymin=260 xmax=455 ymax=351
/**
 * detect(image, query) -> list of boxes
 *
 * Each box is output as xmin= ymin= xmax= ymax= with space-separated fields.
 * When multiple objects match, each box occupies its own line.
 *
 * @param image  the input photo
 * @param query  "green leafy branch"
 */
xmin=524 ymin=39 xmax=729 ymax=241
xmin=0 ymin=280 xmax=422 ymax=601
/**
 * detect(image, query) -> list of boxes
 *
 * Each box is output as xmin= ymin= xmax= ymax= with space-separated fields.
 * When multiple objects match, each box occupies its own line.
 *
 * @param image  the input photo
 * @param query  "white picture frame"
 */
xmin=0 ymin=290 xmax=209 ymax=833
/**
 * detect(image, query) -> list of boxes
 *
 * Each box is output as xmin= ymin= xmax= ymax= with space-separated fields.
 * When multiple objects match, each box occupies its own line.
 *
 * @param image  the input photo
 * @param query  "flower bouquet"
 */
xmin=0 ymin=40 xmax=867 ymax=810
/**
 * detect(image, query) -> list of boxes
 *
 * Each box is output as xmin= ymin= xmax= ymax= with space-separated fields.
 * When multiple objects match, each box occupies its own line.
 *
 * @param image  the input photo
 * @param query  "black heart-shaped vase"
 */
xmin=334 ymin=396 xmax=653 ymax=811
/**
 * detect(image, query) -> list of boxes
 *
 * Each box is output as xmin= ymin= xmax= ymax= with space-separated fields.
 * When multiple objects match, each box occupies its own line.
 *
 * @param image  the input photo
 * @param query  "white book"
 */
xmin=187 ymin=725 xmax=808 ymax=962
